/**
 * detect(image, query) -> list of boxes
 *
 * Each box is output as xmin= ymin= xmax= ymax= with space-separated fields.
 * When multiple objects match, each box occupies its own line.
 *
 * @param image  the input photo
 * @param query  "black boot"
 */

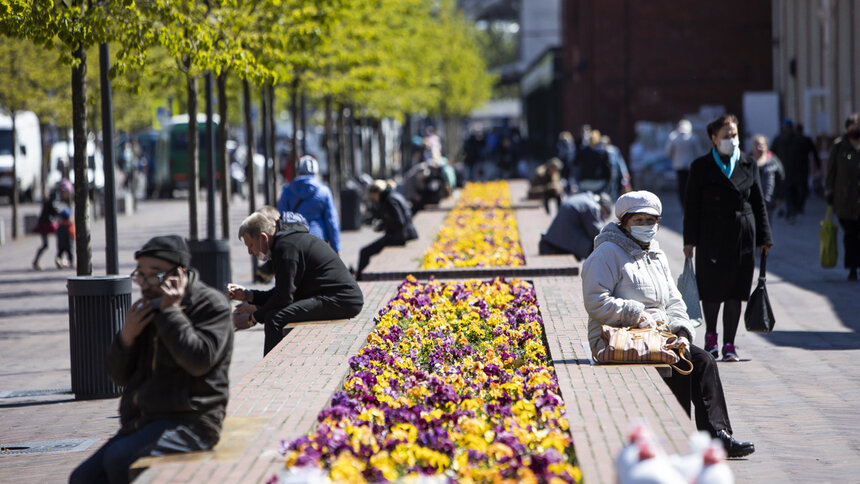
xmin=716 ymin=429 xmax=755 ymax=458
xmin=849 ymin=268 xmax=857 ymax=281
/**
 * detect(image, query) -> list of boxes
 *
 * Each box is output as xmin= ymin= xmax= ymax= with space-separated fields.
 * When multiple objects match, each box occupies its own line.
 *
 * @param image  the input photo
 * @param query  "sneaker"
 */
xmin=705 ymin=332 xmax=718 ymax=358
xmin=32 ymin=261 xmax=41 ymax=271
xmin=722 ymin=343 xmax=740 ymax=362
xmin=716 ymin=430 xmax=755 ymax=458
xmin=55 ymin=257 xmax=63 ymax=269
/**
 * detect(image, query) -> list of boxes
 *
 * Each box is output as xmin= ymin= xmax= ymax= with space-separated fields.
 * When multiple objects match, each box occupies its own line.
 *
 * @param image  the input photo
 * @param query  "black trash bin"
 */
xmin=67 ymin=276 xmax=132 ymax=400
xmin=188 ymin=239 xmax=231 ymax=293
xmin=341 ymin=184 xmax=363 ymax=231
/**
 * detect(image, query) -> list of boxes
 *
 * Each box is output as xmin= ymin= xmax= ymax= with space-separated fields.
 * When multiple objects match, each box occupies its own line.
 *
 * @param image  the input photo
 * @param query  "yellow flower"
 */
xmin=487 ymin=442 xmax=514 ymax=461
xmin=540 ymin=431 xmax=570 ymax=453
xmin=369 ymin=451 xmax=399 ymax=481
xmin=330 ymin=452 xmax=366 ymax=484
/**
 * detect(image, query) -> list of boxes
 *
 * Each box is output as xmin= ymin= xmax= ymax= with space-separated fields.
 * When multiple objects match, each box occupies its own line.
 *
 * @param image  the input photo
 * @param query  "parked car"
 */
xmin=0 ymin=110 xmax=42 ymax=202
xmin=46 ymin=139 xmax=104 ymax=198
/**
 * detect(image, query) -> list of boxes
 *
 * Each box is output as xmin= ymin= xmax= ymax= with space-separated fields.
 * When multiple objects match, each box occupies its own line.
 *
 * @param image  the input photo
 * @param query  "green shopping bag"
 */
xmin=820 ymin=205 xmax=838 ymax=268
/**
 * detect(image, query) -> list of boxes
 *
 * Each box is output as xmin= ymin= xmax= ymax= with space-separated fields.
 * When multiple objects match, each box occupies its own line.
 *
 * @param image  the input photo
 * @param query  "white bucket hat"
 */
xmin=615 ymin=190 xmax=662 ymax=219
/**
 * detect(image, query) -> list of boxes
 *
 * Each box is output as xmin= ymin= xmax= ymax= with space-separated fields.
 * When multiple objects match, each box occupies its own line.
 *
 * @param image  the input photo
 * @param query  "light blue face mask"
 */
xmin=630 ymin=224 xmax=658 ymax=243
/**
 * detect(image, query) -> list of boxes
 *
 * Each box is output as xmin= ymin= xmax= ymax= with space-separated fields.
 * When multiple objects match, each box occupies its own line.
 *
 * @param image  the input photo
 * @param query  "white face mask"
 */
xmin=718 ymin=137 xmax=739 ymax=155
xmin=630 ymin=224 xmax=658 ymax=243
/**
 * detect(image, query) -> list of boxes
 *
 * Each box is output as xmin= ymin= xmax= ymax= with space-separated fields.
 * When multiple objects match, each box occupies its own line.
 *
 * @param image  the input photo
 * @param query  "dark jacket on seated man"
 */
xmin=108 ymin=269 xmax=233 ymax=441
xmin=71 ymin=235 xmax=234 ymax=484
xmin=248 ymin=221 xmax=364 ymax=354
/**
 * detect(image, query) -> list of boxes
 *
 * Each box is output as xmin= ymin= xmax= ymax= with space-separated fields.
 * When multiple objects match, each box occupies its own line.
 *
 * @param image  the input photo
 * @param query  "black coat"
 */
xmin=683 ymin=151 xmax=773 ymax=301
xmin=250 ymin=222 xmax=364 ymax=322
xmin=108 ymin=270 xmax=233 ymax=441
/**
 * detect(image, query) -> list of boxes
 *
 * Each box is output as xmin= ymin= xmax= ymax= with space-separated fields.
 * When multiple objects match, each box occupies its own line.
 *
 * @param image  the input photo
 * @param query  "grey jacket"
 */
xmin=581 ymin=222 xmax=696 ymax=356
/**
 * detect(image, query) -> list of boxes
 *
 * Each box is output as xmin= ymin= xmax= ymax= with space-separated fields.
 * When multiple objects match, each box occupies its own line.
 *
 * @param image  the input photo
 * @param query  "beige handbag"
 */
xmin=595 ymin=323 xmax=693 ymax=375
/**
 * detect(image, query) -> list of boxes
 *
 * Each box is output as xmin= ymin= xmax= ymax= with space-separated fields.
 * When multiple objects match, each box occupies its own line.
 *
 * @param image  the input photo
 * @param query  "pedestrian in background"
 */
xmin=796 ymin=123 xmax=822 ymax=210
xmin=276 ymin=155 xmax=340 ymax=253
xmin=528 ymin=157 xmax=564 ymax=213
xmin=356 ymin=180 xmax=418 ymax=280
xmin=665 ymin=119 xmax=706 ymax=210
xmin=824 ymin=113 xmax=860 ymax=281
xmin=750 ymin=134 xmax=785 ymax=221
xmin=55 ymin=207 xmax=75 ymax=269
xmin=556 ymin=131 xmax=576 ymax=185
xmin=683 ymin=114 xmax=772 ymax=362
xmin=601 ymin=134 xmax=631 ymax=200
xmin=770 ymin=118 xmax=805 ymax=224
xmin=573 ymin=129 xmax=612 ymax=195
xmin=31 ymin=179 xmax=70 ymax=270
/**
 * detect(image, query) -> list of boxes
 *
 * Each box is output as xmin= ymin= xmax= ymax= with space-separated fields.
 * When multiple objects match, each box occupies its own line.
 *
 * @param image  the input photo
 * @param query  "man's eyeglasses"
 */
xmin=131 ymin=267 xmax=178 ymax=286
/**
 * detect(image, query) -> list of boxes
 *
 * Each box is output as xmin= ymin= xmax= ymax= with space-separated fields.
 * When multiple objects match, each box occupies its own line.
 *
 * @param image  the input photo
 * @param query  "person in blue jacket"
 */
xmin=276 ymin=155 xmax=341 ymax=253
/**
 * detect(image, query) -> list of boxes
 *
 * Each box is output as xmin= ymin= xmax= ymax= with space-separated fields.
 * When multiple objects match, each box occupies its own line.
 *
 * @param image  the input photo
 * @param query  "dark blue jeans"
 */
xmin=69 ymin=419 xmax=215 ymax=484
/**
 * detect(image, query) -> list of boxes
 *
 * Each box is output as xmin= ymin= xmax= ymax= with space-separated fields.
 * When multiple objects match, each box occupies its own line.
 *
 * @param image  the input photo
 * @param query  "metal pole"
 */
xmin=205 ymin=72 xmax=216 ymax=239
xmin=99 ymin=42 xmax=119 ymax=275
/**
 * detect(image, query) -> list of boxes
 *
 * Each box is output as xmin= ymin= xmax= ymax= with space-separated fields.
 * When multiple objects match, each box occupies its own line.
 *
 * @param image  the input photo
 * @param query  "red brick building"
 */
xmin=556 ymin=0 xmax=773 ymax=156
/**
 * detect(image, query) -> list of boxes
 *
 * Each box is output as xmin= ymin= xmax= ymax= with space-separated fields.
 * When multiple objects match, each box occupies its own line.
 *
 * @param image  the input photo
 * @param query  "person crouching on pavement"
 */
xmin=228 ymin=212 xmax=363 ymax=356
xmin=539 ymin=191 xmax=612 ymax=261
xmin=70 ymin=235 xmax=234 ymax=484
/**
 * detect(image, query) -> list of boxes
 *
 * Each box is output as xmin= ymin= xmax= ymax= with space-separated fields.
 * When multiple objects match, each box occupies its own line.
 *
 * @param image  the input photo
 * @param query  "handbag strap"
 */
xmin=825 ymin=205 xmax=834 ymax=223
xmin=758 ymin=252 xmax=767 ymax=282
xmin=667 ymin=341 xmax=694 ymax=375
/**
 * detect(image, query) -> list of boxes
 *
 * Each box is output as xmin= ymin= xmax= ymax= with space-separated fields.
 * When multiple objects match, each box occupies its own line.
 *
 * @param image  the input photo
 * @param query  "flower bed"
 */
xmin=421 ymin=181 xmax=525 ymax=269
xmin=455 ymin=181 xmax=513 ymax=209
xmin=281 ymin=277 xmax=581 ymax=483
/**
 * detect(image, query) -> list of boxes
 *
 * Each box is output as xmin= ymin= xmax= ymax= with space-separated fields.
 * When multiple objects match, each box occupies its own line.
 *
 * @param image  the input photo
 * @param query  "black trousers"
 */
xmin=262 ymin=296 xmax=363 ymax=355
xmin=838 ymin=217 xmax=860 ymax=270
xmin=662 ymin=345 xmax=732 ymax=436
xmin=357 ymin=234 xmax=405 ymax=278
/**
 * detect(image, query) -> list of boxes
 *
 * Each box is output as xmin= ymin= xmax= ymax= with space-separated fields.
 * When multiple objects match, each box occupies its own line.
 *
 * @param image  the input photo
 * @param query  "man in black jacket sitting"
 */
xmin=228 ymin=212 xmax=364 ymax=355
xmin=70 ymin=235 xmax=234 ymax=484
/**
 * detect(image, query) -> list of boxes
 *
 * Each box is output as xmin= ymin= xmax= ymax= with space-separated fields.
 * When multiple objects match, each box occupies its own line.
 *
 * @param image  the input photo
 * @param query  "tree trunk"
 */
xmin=401 ymin=113 xmax=411 ymax=177
xmin=290 ymin=77 xmax=299 ymax=177
xmin=10 ymin=111 xmax=18 ymax=240
xmin=268 ymin=84 xmax=276 ymax=203
xmin=72 ymin=46 xmax=92 ymax=276
xmin=337 ymin=103 xmax=346 ymax=185
xmin=324 ymin=96 xmax=338 ymax=210
xmin=347 ymin=105 xmax=356 ymax=178
xmin=217 ymin=71 xmax=230 ymax=240
xmin=243 ymin=80 xmax=257 ymax=214
xmin=377 ymin=119 xmax=386 ymax=178
xmin=300 ymin=89 xmax=307 ymax=156
xmin=359 ymin=115 xmax=369 ymax=177
xmin=259 ymin=85 xmax=269 ymax=205
xmin=187 ymin=69 xmax=199 ymax=241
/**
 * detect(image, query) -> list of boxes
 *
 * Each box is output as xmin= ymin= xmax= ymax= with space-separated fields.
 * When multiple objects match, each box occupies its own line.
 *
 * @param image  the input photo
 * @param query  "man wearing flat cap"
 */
xmin=71 ymin=235 xmax=233 ymax=484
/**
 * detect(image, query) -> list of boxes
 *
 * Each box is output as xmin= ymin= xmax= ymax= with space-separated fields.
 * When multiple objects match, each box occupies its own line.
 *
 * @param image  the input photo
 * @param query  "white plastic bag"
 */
xmin=677 ymin=257 xmax=703 ymax=327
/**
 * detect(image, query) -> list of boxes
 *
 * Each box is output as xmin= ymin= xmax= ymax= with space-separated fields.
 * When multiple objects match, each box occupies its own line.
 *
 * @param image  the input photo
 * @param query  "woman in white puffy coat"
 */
xmin=581 ymin=190 xmax=755 ymax=458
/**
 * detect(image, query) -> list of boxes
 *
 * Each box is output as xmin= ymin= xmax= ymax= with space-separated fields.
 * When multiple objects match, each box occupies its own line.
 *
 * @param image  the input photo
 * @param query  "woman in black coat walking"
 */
xmin=683 ymin=114 xmax=773 ymax=362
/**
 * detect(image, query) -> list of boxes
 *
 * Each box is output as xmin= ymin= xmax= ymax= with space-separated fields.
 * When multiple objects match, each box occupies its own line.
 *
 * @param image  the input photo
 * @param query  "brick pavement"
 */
xmin=3 ymin=184 xmax=860 ymax=483
xmin=0 ymin=193 xmax=379 ymax=484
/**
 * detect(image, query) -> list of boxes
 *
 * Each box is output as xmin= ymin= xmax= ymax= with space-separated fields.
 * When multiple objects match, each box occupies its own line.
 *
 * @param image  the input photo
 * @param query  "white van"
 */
xmin=0 ymin=111 xmax=42 ymax=202
xmin=47 ymin=139 xmax=104 ymax=197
